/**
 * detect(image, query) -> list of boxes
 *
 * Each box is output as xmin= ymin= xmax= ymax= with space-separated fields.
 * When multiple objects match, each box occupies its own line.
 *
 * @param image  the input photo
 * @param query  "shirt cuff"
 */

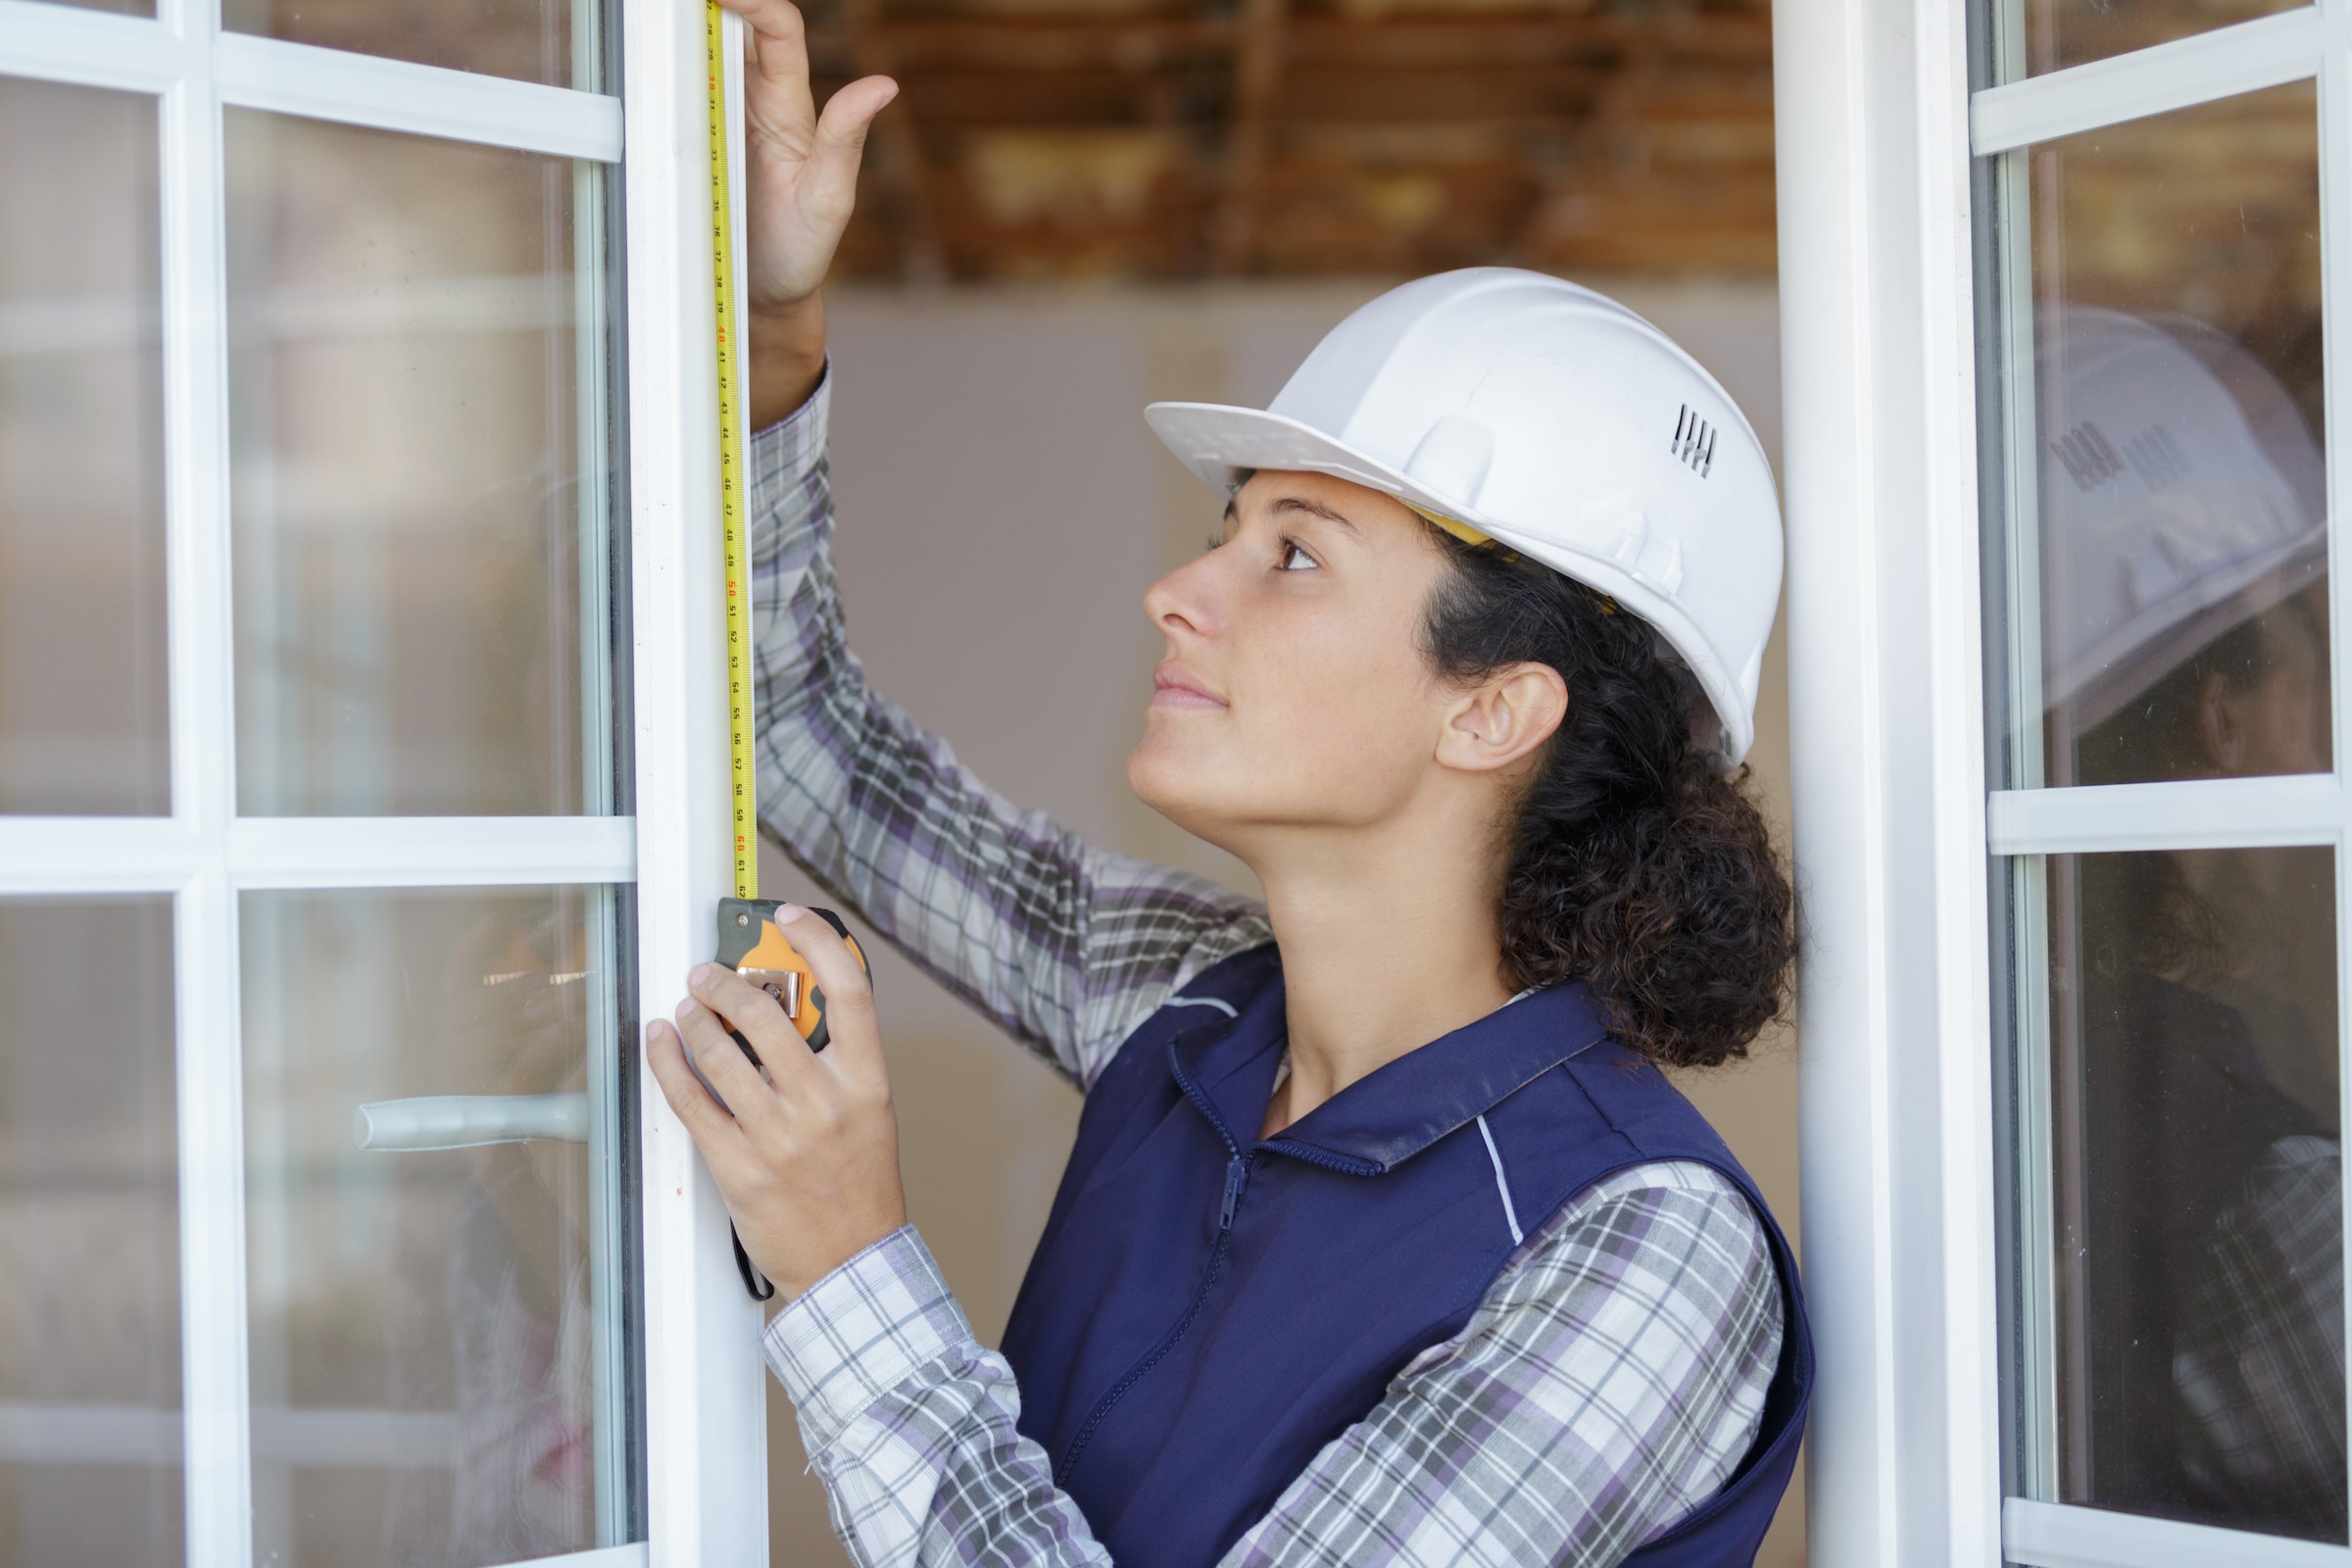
xmin=761 ymin=1224 xmax=981 ymax=1457
xmin=749 ymin=361 xmax=830 ymax=486
xmin=747 ymin=362 xmax=831 ymax=558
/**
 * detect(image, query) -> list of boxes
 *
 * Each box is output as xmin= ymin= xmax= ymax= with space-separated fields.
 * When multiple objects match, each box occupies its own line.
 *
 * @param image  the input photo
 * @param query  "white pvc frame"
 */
xmin=0 ymin=0 xmax=765 ymax=1557
xmin=620 ymin=0 xmax=771 ymax=1561
xmin=1781 ymin=0 xmax=2352 ymax=1564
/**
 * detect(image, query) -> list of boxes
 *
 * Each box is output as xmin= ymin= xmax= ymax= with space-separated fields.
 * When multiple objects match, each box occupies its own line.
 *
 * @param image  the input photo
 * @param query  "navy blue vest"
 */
xmin=1000 ymin=947 xmax=1811 ymax=1566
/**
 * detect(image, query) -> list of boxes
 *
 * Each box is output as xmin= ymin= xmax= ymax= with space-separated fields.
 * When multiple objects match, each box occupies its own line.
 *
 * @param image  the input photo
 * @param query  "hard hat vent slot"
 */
xmin=1672 ymin=405 xmax=1717 ymax=477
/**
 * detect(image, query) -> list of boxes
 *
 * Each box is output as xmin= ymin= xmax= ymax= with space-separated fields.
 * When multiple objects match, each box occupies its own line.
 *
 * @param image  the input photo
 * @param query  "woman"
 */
xmin=645 ymin=4 xmax=1811 ymax=1562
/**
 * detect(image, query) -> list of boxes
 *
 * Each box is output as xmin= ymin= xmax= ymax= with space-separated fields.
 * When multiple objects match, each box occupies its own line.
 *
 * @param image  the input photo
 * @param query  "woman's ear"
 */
xmin=2195 ymin=669 xmax=2248 ymax=774
xmin=1437 ymin=663 xmax=1567 ymax=775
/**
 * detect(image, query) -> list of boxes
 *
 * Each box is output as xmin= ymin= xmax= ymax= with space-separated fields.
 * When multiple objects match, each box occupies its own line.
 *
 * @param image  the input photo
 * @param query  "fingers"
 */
xmin=716 ymin=0 xmax=808 ymax=58
xmin=771 ymin=906 xmax=886 ymax=1086
xmin=675 ymin=973 xmax=802 ymax=1115
xmin=718 ymin=0 xmax=834 ymax=147
xmin=645 ymin=1018 xmax=747 ymax=1152
xmin=799 ymin=75 xmax=897 ymax=224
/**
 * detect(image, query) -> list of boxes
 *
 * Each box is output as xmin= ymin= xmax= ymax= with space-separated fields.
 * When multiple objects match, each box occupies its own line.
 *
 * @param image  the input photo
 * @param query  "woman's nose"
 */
xmin=1144 ymin=550 xmax=1224 ymax=641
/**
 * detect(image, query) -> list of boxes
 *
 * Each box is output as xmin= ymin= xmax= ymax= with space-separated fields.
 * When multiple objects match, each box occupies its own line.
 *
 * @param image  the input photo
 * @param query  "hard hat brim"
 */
xmin=1144 ymin=399 xmax=1757 ymax=765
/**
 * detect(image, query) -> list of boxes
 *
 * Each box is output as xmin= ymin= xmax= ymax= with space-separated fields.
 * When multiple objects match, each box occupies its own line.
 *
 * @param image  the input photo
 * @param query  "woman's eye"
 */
xmin=1279 ymin=541 xmax=1318 ymax=571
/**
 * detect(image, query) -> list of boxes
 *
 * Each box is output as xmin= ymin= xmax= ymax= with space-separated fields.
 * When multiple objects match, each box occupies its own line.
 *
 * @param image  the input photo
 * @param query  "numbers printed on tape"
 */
xmin=709 ymin=0 xmax=759 ymax=904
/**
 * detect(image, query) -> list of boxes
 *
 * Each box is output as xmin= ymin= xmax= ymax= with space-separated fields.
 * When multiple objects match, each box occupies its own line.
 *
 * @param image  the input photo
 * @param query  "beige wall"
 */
xmin=759 ymin=280 xmax=1802 ymax=1566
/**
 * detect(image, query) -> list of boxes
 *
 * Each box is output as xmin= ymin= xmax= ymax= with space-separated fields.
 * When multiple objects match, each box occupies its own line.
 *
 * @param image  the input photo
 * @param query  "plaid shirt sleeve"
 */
xmin=749 ymin=377 xmax=1273 ymax=1089
xmin=764 ymin=1160 xmax=1783 ymax=1568
xmin=2172 ymin=1132 xmax=2346 ymax=1534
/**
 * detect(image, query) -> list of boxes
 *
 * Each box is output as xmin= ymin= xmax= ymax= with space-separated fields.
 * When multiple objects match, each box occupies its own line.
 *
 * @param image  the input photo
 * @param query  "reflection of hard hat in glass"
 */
xmin=2039 ymin=307 xmax=2324 ymax=732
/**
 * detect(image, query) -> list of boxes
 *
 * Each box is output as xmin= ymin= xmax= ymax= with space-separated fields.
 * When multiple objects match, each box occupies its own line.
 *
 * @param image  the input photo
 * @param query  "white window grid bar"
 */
xmin=4 ymin=0 xmax=646 ymax=1561
xmin=0 ymin=0 xmax=622 ymax=160
xmin=2004 ymin=1497 xmax=2351 ymax=1567
xmin=0 ymin=818 xmax=637 ymax=893
xmin=1971 ymin=6 xmax=2322 ymax=155
xmin=157 ymin=0 xmax=249 ymax=1547
xmin=1986 ymin=775 xmax=2344 ymax=854
xmin=1972 ymin=0 xmax=2352 ymax=1555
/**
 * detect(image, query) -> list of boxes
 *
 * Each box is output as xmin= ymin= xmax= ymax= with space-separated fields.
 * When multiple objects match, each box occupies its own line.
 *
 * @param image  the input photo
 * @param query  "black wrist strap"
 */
xmin=733 ymin=1224 xmax=776 ymax=1300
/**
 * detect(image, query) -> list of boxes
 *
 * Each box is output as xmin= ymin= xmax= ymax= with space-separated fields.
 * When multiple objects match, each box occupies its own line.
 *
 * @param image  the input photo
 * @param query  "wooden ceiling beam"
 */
xmin=838 ymin=0 xmax=951 ymax=279
xmin=832 ymin=71 xmax=1221 ymax=126
xmin=809 ymin=11 xmax=1768 ymax=74
xmin=801 ymin=0 xmax=1778 ymax=280
xmin=1210 ymin=0 xmax=1291 ymax=273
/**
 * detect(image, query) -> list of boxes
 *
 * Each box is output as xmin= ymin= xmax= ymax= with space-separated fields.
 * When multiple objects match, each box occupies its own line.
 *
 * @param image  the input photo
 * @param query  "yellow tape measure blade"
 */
xmin=708 ymin=0 xmax=759 ymax=904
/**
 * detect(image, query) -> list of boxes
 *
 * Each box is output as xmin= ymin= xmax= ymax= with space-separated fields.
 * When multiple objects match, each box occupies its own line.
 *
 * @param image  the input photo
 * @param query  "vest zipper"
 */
xmin=1054 ymin=1149 xmax=1253 ymax=1486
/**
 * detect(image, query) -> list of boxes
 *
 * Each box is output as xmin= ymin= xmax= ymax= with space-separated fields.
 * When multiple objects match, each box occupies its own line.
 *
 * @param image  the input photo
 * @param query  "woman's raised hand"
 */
xmin=646 ymin=906 xmax=908 ymax=1300
xmin=714 ymin=0 xmax=898 ymax=425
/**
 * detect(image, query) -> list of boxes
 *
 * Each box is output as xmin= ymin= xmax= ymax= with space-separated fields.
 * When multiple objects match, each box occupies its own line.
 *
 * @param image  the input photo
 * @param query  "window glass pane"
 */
xmin=2007 ymin=0 xmax=2305 ymax=77
xmin=2042 ymin=847 xmax=2343 ymax=1540
xmin=2027 ymin=84 xmax=2326 ymax=787
xmin=220 ymin=0 xmax=589 ymax=91
xmin=242 ymin=885 xmax=637 ymax=1564
xmin=0 ymin=898 xmax=181 ymax=1566
xmin=225 ymin=113 xmax=616 ymax=817
xmin=0 ymin=78 xmax=168 ymax=815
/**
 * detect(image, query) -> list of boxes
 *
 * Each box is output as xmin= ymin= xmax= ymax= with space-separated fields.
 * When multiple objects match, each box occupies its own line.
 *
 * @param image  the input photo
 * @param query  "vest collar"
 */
xmin=1167 ymin=972 xmax=1611 ymax=1174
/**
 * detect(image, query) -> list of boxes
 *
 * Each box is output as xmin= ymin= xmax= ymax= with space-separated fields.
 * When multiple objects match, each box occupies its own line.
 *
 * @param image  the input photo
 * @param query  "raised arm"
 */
xmin=722 ymin=0 xmax=1266 ymax=1083
xmin=748 ymin=388 xmax=1267 ymax=1084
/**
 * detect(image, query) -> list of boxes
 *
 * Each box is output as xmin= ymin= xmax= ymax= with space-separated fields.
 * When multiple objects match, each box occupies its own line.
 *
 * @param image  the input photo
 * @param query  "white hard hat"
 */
xmin=2038 ymin=306 xmax=2325 ymax=732
xmin=1145 ymin=267 xmax=1784 ymax=765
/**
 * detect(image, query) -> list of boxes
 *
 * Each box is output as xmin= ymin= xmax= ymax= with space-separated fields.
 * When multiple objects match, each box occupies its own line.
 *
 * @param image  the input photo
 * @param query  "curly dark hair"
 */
xmin=1420 ymin=531 xmax=1796 ymax=1068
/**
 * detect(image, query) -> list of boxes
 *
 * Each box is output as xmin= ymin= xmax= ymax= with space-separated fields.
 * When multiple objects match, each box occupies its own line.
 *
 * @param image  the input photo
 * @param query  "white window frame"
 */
xmin=1780 ymin=2 xmax=2352 ymax=1565
xmin=0 ymin=0 xmax=765 ymax=1557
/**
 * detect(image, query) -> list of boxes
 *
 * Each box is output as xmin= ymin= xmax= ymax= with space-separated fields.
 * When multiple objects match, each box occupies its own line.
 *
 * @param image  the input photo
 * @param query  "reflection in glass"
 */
xmin=0 ymin=78 xmax=168 ymax=815
xmin=221 ymin=0 xmax=587 ymax=90
xmin=0 ymin=899 xmax=181 ymax=1566
xmin=243 ymin=886 xmax=635 ymax=1565
xmin=2028 ymin=85 xmax=2327 ymax=786
xmin=2048 ymin=847 xmax=2344 ymax=1540
xmin=225 ymin=113 xmax=615 ymax=817
xmin=2010 ymin=0 xmax=2303 ymax=77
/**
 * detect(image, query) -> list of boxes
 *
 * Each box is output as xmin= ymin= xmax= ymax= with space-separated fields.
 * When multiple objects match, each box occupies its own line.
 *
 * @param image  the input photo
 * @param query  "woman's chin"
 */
xmin=1127 ymin=743 xmax=1233 ymax=840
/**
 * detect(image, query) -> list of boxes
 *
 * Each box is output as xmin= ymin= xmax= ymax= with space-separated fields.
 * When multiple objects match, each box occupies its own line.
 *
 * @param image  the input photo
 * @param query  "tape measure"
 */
xmin=703 ymin=12 xmax=881 ymax=1303
xmin=707 ymin=0 xmax=758 ymax=905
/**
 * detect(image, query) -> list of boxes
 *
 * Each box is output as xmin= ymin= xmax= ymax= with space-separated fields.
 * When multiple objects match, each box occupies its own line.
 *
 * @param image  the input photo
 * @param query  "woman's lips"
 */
xmin=1152 ymin=666 xmax=1227 ymax=710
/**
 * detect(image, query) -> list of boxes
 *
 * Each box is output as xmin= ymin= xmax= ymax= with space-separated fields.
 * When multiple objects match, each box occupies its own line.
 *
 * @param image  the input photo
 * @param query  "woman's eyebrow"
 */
xmin=1271 ymin=495 xmax=1360 ymax=533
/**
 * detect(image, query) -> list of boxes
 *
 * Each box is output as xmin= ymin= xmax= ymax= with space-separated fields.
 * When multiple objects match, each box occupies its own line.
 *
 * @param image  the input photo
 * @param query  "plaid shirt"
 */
xmin=747 ymin=374 xmax=1784 ymax=1568
xmin=2173 ymin=1132 xmax=2345 ymax=1535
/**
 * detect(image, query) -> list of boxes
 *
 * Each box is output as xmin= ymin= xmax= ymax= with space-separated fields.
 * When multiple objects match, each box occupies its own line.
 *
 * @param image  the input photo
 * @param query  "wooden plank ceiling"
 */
xmin=806 ymin=0 xmax=1775 ymax=280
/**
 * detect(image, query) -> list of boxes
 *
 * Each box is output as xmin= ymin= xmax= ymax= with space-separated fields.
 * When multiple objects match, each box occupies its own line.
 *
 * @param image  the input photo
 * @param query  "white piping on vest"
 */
xmin=1165 ymin=994 xmax=1239 ymax=1017
xmin=1475 ymin=1114 xmax=1525 ymax=1247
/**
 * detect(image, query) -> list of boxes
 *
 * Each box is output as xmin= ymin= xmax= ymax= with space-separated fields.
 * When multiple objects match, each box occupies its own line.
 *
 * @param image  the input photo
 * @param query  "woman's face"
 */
xmin=1127 ymin=468 xmax=1463 ymax=854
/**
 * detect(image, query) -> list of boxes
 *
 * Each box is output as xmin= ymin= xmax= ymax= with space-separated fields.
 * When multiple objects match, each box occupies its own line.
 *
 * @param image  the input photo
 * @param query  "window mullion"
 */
xmin=2315 ymin=0 xmax=2352 ymax=1527
xmin=158 ymin=0 xmax=253 ymax=1549
xmin=618 ymin=0 xmax=769 ymax=1554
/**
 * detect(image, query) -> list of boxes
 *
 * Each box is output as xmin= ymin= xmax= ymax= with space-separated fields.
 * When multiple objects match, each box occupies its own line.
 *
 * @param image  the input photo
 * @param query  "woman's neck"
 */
xmin=1250 ymin=820 xmax=1515 ymax=1137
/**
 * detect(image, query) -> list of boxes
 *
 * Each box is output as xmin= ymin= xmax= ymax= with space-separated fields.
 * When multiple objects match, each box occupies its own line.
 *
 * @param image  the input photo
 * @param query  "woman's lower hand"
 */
xmin=646 ymin=906 xmax=907 ymax=1300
